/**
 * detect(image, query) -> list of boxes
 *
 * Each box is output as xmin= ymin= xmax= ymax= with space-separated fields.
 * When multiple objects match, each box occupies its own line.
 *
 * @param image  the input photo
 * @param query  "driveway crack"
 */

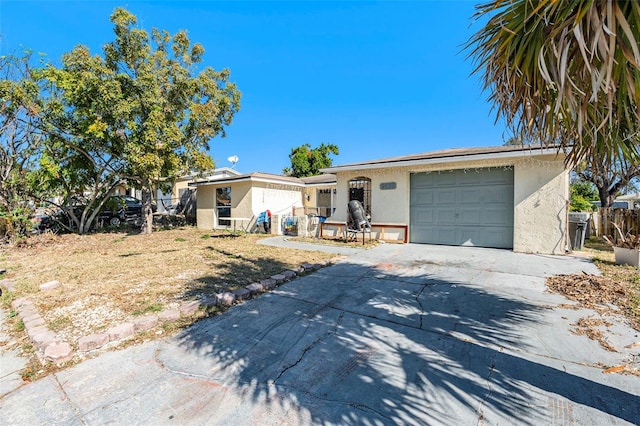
xmin=53 ymin=373 xmax=87 ymax=425
xmin=274 ymin=311 xmax=344 ymax=383
xmin=416 ymin=284 xmax=428 ymax=329
xmin=277 ymin=384 xmax=396 ymax=424
xmin=476 ymin=353 xmax=497 ymax=425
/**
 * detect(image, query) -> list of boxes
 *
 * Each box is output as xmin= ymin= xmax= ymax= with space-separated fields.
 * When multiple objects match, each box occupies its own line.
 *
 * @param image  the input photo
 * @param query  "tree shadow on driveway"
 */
xmin=161 ymin=258 xmax=640 ymax=424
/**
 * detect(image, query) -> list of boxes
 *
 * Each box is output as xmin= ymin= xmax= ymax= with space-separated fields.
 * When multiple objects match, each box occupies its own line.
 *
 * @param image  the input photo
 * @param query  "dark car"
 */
xmin=102 ymin=196 xmax=157 ymax=226
xmin=35 ymin=196 xmax=158 ymax=232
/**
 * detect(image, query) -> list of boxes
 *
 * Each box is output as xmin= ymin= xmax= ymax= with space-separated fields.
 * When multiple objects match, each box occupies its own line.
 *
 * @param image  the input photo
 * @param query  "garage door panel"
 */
xmin=414 ymin=174 xmax=435 ymax=187
xmin=436 ymin=208 xmax=457 ymax=224
xmin=435 ymin=173 xmax=458 ymax=186
xmin=435 ymin=189 xmax=456 ymax=204
xmin=480 ymin=169 xmax=513 ymax=184
xmin=412 ymin=189 xmax=434 ymax=205
xmin=457 ymin=227 xmax=481 ymax=245
xmin=457 ymin=226 xmax=513 ymax=247
xmin=434 ymin=228 xmax=458 ymax=244
xmin=459 ymin=189 xmax=483 ymax=204
xmin=412 ymin=209 xmax=434 ymax=225
xmin=410 ymin=169 xmax=514 ymax=249
xmin=456 ymin=173 xmax=476 ymax=185
xmin=480 ymin=227 xmax=514 ymax=247
xmin=484 ymin=208 xmax=511 ymax=225
xmin=481 ymin=187 xmax=511 ymax=204
xmin=458 ymin=209 xmax=481 ymax=225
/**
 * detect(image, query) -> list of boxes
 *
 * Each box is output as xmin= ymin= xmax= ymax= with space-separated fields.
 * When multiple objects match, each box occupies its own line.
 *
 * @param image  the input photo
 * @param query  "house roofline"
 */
xmin=320 ymin=146 xmax=566 ymax=173
xmin=189 ymin=173 xmax=306 ymax=188
xmin=303 ymin=182 xmax=337 ymax=188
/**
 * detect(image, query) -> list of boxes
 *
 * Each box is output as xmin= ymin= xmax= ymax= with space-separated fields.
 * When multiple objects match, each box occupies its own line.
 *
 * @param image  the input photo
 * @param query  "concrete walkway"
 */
xmin=258 ymin=235 xmax=366 ymax=255
xmin=0 ymin=309 xmax=28 ymax=398
xmin=1 ymin=244 xmax=639 ymax=425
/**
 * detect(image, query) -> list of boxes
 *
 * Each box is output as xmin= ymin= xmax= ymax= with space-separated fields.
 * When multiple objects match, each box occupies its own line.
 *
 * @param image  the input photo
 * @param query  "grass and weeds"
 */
xmin=546 ymin=237 xmax=640 ymax=376
xmin=547 ymin=236 xmax=640 ymax=334
xmin=0 ymin=227 xmax=337 ymax=349
xmin=132 ymin=302 xmax=164 ymax=316
xmin=288 ymin=236 xmax=380 ymax=249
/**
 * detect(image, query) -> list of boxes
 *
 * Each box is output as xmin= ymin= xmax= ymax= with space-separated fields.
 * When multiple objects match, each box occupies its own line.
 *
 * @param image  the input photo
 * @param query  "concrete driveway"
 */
xmin=2 ymin=243 xmax=640 ymax=425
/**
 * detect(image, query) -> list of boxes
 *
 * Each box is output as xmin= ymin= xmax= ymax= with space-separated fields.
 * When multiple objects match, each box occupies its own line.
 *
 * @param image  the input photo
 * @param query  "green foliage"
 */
xmin=570 ymin=194 xmax=596 ymax=212
xmin=132 ymin=302 xmax=163 ymax=316
xmin=571 ymin=181 xmax=598 ymax=202
xmin=36 ymin=7 xmax=241 ymax=234
xmin=0 ymin=52 xmax=45 ymax=239
xmin=283 ymin=143 xmax=339 ymax=178
xmin=570 ymin=181 xmax=597 ymax=212
xmin=0 ymin=290 xmax=16 ymax=308
xmin=467 ymin=1 xmax=640 ymax=167
xmin=14 ymin=318 xmax=24 ymax=332
xmin=573 ymin=156 xmax=640 ymax=208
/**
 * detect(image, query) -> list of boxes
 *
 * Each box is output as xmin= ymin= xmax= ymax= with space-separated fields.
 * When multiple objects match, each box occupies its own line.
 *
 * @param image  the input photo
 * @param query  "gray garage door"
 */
xmin=410 ymin=168 xmax=514 ymax=248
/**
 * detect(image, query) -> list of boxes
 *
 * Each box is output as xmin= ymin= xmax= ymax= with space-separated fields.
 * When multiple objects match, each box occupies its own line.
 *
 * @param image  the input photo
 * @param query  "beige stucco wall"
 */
xmin=251 ymin=184 xmax=304 ymax=217
xmin=196 ymin=185 xmax=216 ymax=229
xmin=513 ymin=156 xmax=568 ymax=254
xmin=328 ymin=153 xmax=568 ymax=254
xmin=195 ymin=181 xmax=252 ymax=229
xmin=330 ymin=171 xmax=408 ymax=224
xmin=196 ymin=180 xmax=305 ymax=230
xmin=231 ymin=181 xmax=253 ymax=221
xmin=302 ymin=184 xmax=336 ymax=216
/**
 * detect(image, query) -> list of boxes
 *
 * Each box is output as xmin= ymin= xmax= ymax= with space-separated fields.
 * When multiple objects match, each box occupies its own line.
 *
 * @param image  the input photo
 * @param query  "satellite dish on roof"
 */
xmin=227 ymin=155 xmax=239 ymax=168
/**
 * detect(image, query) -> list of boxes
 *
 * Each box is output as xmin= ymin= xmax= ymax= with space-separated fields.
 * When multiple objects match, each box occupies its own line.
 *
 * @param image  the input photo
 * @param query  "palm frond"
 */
xmin=467 ymin=0 xmax=640 ymax=166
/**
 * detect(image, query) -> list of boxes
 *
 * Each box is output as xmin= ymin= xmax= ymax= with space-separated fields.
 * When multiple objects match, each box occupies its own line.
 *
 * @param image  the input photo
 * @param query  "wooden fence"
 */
xmin=593 ymin=208 xmax=640 ymax=242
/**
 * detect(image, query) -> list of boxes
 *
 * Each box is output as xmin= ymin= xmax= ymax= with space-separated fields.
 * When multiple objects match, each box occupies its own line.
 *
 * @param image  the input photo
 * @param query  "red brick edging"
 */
xmin=7 ymin=261 xmax=328 ymax=365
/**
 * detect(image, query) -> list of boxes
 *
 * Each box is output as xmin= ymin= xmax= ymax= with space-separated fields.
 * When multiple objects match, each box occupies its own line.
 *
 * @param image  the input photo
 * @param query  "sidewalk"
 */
xmin=257 ymin=235 xmax=366 ymax=256
xmin=0 ymin=309 xmax=28 ymax=397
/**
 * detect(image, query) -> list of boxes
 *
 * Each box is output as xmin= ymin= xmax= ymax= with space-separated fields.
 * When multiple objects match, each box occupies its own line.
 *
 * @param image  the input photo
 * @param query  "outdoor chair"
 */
xmin=345 ymin=200 xmax=372 ymax=245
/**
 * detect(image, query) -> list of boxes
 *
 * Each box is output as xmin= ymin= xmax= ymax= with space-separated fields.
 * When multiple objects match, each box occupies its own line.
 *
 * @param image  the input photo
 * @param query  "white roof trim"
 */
xmin=190 ymin=175 xmax=306 ymax=188
xmin=321 ymin=147 xmax=564 ymax=173
xmin=303 ymin=182 xmax=337 ymax=187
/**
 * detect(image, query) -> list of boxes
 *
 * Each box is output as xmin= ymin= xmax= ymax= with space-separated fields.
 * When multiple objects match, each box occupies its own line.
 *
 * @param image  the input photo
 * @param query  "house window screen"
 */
xmin=216 ymin=187 xmax=231 ymax=226
xmin=317 ymin=188 xmax=335 ymax=217
xmin=349 ymin=177 xmax=371 ymax=217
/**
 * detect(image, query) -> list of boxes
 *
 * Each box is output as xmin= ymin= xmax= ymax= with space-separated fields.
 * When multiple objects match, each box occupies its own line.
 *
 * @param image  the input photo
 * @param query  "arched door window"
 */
xmin=348 ymin=177 xmax=371 ymax=217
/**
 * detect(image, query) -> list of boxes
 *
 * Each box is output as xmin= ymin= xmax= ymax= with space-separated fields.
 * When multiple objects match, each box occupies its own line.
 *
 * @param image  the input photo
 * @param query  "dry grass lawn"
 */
xmin=546 ymin=239 xmax=640 ymax=374
xmin=547 ymin=240 xmax=640 ymax=330
xmin=0 ymin=227 xmax=337 ymax=346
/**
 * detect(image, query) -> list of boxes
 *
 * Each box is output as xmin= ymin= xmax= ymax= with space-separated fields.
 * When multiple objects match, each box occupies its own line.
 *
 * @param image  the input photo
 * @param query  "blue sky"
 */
xmin=0 ymin=1 xmax=506 ymax=175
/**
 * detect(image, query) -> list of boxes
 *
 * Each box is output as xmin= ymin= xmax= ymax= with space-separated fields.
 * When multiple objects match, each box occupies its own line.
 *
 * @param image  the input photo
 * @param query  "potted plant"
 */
xmin=603 ymin=224 xmax=640 ymax=267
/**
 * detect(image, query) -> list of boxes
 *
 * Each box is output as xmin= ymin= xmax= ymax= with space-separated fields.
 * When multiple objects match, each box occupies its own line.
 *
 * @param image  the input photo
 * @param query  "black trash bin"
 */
xmin=568 ymin=212 xmax=590 ymax=250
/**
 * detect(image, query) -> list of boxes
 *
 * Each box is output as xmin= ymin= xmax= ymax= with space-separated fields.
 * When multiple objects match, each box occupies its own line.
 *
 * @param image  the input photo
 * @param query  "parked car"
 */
xmin=35 ymin=196 xmax=158 ymax=231
xmin=101 ymin=196 xmax=157 ymax=226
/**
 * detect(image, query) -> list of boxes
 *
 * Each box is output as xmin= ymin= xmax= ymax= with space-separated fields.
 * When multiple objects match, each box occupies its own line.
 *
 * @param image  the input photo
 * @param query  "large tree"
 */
xmin=467 ymin=0 xmax=640 ymax=166
xmin=574 ymin=154 xmax=640 ymax=208
xmin=283 ymin=143 xmax=339 ymax=178
xmin=38 ymin=8 xmax=241 ymax=234
xmin=0 ymin=52 xmax=44 ymax=237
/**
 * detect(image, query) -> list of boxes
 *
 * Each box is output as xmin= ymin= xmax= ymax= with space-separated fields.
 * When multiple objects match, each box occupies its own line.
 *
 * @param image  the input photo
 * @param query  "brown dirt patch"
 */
xmin=546 ymin=270 xmax=640 ymax=331
xmin=0 ymin=228 xmax=336 ymax=347
xmin=571 ymin=317 xmax=617 ymax=352
xmin=547 ymin=244 xmax=640 ymax=375
xmin=288 ymin=236 xmax=379 ymax=248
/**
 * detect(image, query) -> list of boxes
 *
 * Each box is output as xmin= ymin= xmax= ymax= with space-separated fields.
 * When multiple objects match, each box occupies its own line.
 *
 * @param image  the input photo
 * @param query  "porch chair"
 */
xmin=345 ymin=200 xmax=372 ymax=245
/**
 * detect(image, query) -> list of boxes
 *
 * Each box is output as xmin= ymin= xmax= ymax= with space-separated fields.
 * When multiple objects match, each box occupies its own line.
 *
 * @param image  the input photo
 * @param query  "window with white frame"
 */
xmin=216 ymin=187 xmax=231 ymax=226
